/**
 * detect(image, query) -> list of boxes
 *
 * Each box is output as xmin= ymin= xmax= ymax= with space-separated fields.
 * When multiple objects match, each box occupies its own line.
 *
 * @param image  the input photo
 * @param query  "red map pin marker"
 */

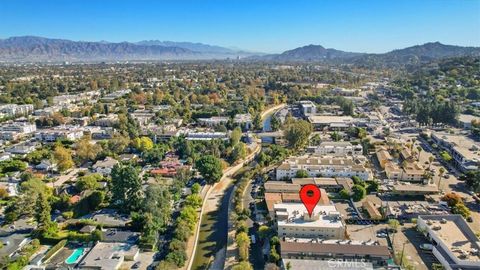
xmin=299 ymin=184 xmax=321 ymax=217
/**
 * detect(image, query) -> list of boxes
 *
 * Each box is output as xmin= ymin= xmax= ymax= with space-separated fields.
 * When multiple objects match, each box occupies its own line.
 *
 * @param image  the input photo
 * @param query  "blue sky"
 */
xmin=0 ymin=0 xmax=479 ymax=53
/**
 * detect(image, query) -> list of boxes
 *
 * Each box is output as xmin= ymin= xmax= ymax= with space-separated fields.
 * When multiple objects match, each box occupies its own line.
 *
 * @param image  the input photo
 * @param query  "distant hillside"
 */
xmin=353 ymin=42 xmax=480 ymax=67
xmin=260 ymin=44 xmax=363 ymax=61
xmin=0 ymin=36 xmax=254 ymax=62
xmin=136 ymin=40 xmax=235 ymax=54
xmin=1 ymin=37 xmax=478 ymax=64
xmin=253 ymin=42 xmax=480 ymax=66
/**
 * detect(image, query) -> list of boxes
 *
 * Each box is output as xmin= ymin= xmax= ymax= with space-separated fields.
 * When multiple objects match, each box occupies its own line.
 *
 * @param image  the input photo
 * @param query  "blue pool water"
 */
xmin=65 ymin=248 xmax=84 ymax=264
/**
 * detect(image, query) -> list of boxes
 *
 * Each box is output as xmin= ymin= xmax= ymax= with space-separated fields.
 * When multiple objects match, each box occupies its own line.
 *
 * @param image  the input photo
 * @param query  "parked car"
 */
xmin=419 ymin=243 xmax=433 ymax=251
xmin=376 ymin=233 xmax=388 ymax=238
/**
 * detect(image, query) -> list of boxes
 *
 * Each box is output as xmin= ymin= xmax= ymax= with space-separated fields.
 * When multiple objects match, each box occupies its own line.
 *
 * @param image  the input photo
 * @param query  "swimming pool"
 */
xmin=65 ymin=248 xmax=84 ymax=264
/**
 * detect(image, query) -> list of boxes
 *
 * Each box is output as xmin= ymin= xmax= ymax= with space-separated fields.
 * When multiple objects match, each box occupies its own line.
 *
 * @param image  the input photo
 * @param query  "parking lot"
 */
xmin=347 ymin=224 xmax=389 ymax=246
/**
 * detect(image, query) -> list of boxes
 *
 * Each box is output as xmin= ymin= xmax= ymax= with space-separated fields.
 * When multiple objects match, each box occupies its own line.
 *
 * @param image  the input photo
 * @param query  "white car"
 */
xmin=419 ymin=243 xmax=433 ymax=251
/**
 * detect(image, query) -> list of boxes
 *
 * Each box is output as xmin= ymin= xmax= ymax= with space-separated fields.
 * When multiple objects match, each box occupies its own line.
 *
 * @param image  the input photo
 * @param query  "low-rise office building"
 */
xmin=417 ymin=215 xmax=480 ymax=270
xmin=308 ymin=115 xmax=355 ymax=130
xmin=280 ymin=239 xmax=390 ymax=267
xmin=274 ymin=203 xmax=345 ymax=239
xmin=431 ymin=132 xmax=480 ymax=172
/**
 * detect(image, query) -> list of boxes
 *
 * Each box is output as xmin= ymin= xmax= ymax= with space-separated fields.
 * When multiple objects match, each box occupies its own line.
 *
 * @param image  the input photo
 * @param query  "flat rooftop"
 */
xmin=274 ymin=203 xmax=343 ymax=228
xmin=283 ymin=259 xmax=373 ymax=270
xmin=308 ymin=115 xmax=353 ymax=124
xmin=420 ymin=215 xmax=480 ymax=262
xmin=433 ymin=132 xmax=480 ymax=161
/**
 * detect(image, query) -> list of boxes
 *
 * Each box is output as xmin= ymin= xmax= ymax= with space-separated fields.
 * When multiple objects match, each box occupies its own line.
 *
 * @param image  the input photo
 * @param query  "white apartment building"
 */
xmin=417 ymin=215 xmax=480 ymax=270
xmin=307 ymin=141 xmax=363 ymax=156
xmin=35 ymin=126 xmax=84 ymax=142
xmin=276 ymin=155 xmax=372 ymax=180
xmin=274 ymin=203 xmax=345 ymax=239
xmin=0 ymin=122 xmax=36 ymax=134
xmin=0 ymin=104 xmax=34 ymax=117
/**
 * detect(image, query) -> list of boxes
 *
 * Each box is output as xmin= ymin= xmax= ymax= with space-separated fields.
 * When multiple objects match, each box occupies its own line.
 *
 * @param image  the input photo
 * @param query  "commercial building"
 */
xmin=274 ymin=203 xmax=345 ymax=239
xmin=417 ymin=215 xmax=480 ymax=270
xmin=308 ymin=115 xmax=355 ymax=130
xmin=264 ymin=186 xmax=330 ymax=218
xmin=458 ymin=114 xmax=480 ymax=130
xmin=431 ymin=132 xmax=480 ymax=172
xmin=275 ymin=155 xmax=372 ymax=181
xmin=307 ymin=142 xmax=363 ymax=156
xmin=280 ymin=239 xmax=390 ymax=267
xmin=298 ymin=100 xmax=317 ymax=116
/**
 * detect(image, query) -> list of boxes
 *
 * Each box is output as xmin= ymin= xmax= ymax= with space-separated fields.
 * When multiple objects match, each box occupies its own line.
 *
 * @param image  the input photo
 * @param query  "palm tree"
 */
xmin=428 ymin=156 xmax=434 ymax=170
xmin=438 ymin=167 xmax=445 ymax=190
xmin=416 ymin=146 xmax=422 ymax=161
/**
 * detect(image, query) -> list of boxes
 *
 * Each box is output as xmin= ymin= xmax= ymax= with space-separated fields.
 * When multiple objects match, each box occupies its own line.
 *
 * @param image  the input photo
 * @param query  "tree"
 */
xmin=440 ymin=151 xmax=453 ymax=162
xmin=269 ymin=246 xmax=280 ymax=263
xmin=111 ymin=163 xmax=142 ymax=212
xmin=331 ymin=131 xmax=341 ymax=142
xmin=351 ymin=184 xmax=366 ymax=201
xmin=142 ymin=185 xmax=172 ymax=232
xmin=35 ymin=192 xmax=51 ymax=226
xmin=236 ymin=231 xmax=250 ymax=261
xmin=184 ymin=194 xmax=202 ymax=208
xmin=133 ymin=137 xmax=154 ymax=152
xmin=196 ymin=155 xmax=223 ymax=184
xmin=107 ymin=133 xmax=130 ymax=154
xmin=464 ymin=171 xmax=480 ymax=192
xmin=253 ymin=113 xmax=262 ymax=130
xmin=76 ymin=173 xmax=102 ymax=191
xmin=76 ymin=135 xmax=102 ymax=162
xmin=270 ymin=115 xmax=281 ymax=131
xmin=367 ymin=180 xmax=379 ymax=193
xmin=258 ymin=225 xmax=270 ymax=239
xmin=232 ymin=261 xmax=253 ymax=270
xmin=230 ymin=127 xmax=242 ymax=146
xmin=416 ymin=146 xmax=422 ymax=161
xmin=191 ymin=183 xmax=201 ymax=194
xmin=53 ymin=145 xmax=74 ymax=172
xmin=0 ymin=187 xmax=8 ymax=199
xmin=143 ymin=144 xmax=169 ymax=164
xmin=452 ymin=203 xmax=471 ymax=218
xmin=284 ymin=120 xmax=313 ymax=149
xmin=339 ymin=189 xmax=350 ymax=199
xmin=438 ymin=167 xmax=445 ymax=189
xmin=388 ymin=219 xmax=400 ymax=233
xmin=231 ymin=142 xmax=247 ymax=163
xmin=295 ymin=169 xmax=309 ymax=178
xmin=442 ymin=192 xmax=463 ymax=207
xmin=428 ymin=156 xmax=435 ymax=169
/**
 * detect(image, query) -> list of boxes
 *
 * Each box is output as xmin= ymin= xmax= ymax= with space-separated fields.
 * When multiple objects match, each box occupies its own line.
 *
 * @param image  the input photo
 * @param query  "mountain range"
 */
xmin=0 ymin=36 xmax=479 ymax=64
